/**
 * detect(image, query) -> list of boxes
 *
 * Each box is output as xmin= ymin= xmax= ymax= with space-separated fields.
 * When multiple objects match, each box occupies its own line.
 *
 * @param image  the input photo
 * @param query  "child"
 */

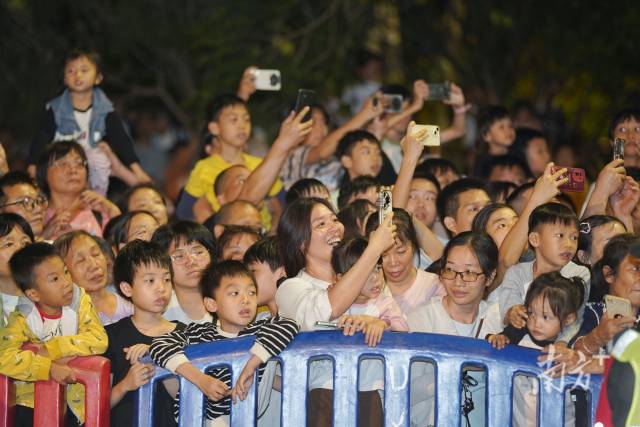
xmin=0 ymin=242 xmax=108 ymax=425
xmin=494 ymin=202 xmax=590 ymax=341
xmin=405 ymin=171 xmax=440 ymax=229
xmin=337 ymin=175 xmax=380 ymax=211
xmin=482 ymin=155 xmax=531 ymax=187
xmin=0 ymin=214 xmax=35 ymax=326
xmin=336 ymin=130 xmax=383 ymax=188
xmin=417 ymin=158 xmax=460 ymax=190
xmin=609 ymin=108 xmax=640 ymax=168
xmin=120 ymin=183 xmax=170 ymax=225
xmin=576 ymin=215 xmax=627 ymax=267
xmin=508 ymin=128 xmax=551 ymax=178
xmin=106 ymin=240 xmax=181 ymax=427
xmin=487 ymin=272 xmax=583 ymax=427
xmin=152 ymin=221 xmax=216 ymax=324
xmin=243 ymin=236 xmax=285 ymax=320
xmin=149 ymin=260 xmax=299 ymax=426
xmin=29 ymin=49 xmax=148 ymax=194
xmin=435 ymin=177 xmax=491 ymax=237
xmin=104 ymin=210 xmax=160 ymax=253
xmin=338 ymin=199 xmax=377 ymax=240
xmin=217 ymin=225 xmax=261 ymax=262
xmin=175 ymin=94 xmax=285 ymax=225
xmin=54 ymin=230 xmax=133 ymax=325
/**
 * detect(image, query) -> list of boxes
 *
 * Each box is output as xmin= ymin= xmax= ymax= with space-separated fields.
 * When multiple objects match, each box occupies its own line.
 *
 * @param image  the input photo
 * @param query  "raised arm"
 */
xmin=581 ymin=159 xmax=625 ymax=219
xmin=392 ymin=121 xmax=425 ymax=209
xmin=440 ymin=83 xmax=468 ymax=143
xmin=237 ymin=108 xmax=312 ymax=205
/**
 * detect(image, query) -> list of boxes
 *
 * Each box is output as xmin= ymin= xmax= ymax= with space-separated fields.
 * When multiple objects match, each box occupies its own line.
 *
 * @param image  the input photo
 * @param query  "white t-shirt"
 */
xmin=163 ymin=290 xmax=212 ymax=325
xmin=1 ymin=292 xmax=19 ymax=324
xmin=73 ymin=107 xmax=112 ymax=195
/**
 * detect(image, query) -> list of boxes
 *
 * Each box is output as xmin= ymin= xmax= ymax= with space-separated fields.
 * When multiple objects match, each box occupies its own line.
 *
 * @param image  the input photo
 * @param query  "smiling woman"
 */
xmin=275 ymin=196 xmax=396 ymax=427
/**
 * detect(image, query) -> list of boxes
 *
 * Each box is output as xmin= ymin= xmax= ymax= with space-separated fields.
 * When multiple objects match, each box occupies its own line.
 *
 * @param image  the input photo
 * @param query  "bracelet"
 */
xmin=453 ymin=104 xmax=471 ymax=115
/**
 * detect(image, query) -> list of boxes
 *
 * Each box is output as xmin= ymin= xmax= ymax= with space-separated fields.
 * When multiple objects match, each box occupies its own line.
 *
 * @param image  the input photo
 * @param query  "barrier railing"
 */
xmin=137 ymin=331 xmax=602 ymax=426
xmin=0 ymin=351 xmax=110 ymax=427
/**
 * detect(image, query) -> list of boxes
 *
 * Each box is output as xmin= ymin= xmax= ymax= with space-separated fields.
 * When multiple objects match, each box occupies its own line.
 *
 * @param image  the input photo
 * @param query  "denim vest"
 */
xmin=48 ymin=87 xmax=113 ymax=148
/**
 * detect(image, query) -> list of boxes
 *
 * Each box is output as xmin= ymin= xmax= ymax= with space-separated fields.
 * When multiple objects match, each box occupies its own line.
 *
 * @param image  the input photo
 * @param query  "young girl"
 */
xmin=216 ymin=225 xmax=261 ymax=262
xmin=471 ymin=202 xmax=519 ymax=249
xmin=487 ymin=272 xmax=583 ymax=427
xmin=337 ymin=199 xmax=376 ymax=241
xmin=152 ymin=221 xmax=216 ymax=325
xmin=104 ymin=210 xmax=160 ymax=254
xmin=120 ymin=183 xmax=170 ymax=225
xmin=366 ymin=208 xmax=444 ymax=314
xmin=407 ymin=232 xmax=502 ymax=427
xmin=0 ymin=214 xmax=34 ymax=326
xmin=576 ymin=215 xmax=627 ymax=267
xmin=54 ymin=230 xmax=133 ymax=325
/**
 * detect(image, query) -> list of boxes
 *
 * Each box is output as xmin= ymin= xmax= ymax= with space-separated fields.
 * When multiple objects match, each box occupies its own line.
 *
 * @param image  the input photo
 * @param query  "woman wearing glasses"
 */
xmin=152 ymin=221 xmax=216 ymax=325
xmin=35 ymin=141 xmax=120 ymax=240
xmin=407 ymin=231 xmax=502 ymax=427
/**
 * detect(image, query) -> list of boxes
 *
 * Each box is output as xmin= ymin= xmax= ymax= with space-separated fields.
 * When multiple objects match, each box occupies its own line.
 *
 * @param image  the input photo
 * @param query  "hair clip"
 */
xmin=579 ymin=222 xmax=591 ymax=234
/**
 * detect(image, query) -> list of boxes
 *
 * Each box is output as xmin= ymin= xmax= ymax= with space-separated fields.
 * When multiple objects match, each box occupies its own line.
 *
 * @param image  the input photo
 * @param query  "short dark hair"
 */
xmin=365 ymin=208 xmax=419 ymax=254
xmin=591 ymin=234 xmax=638 ymax=303
xmin=478 ymin=105 xmax=510 ymax=139
xmin=0 ymin=172 xmax=38 ymax=205
xmin=335 ymin=130 xmax=380 ymax=160
xmin=528 ymin=202 xmax=577 ymax=234
xmin=608 ymin=108 xmax=640 ymax=140
xmin=152 ymin=220 xmax=217 ymax=259
xmin=113 ymin=240 xmax=173 ymax=299
xmin=331 ymin=237 xmax=369 ymax=275
xmin=243 ymin=236 xmax=282 ymax=272
xmin=338 ymin=175 xmax=380 ymax=210
xmin=471 ymin=203 xmax=516 ymax=235
xmin=417 ymin=158 xmax=459 ymax=179
xmin=36 ymin=141 xmax=89 ymax=196
xmin=200 ymin=260 xmax=255 ymax=300
xmin=506 ymin=181 xmax=535 ymax=208
xmin=286 ymin=178 xmax=329 ymax=206
xmin=508 ymin=127 xmax=547 ymax=166
xmin=337 ymin=199 xmax=376 ymax=241
xmin=206 ymin=94 xmax=247 ymax=123
xmin=480 ymin=154 xmax=532 ymax=181
xmin=487 ymin=181 xmax=518 ymax=203
xmin=525 ymin=271 xmax=585 ymax=325
xmin=439 ymin=231 xmax=498 ymax=277
xmin=0 ymin=213 xmax=35 ymax=242
xmin=118 ymin=183 xmax=166 ymax=213
xmin=217 ymin=225 xmax=261 ymax=260
xmin=103 ymin=211 xmax=157 ymax=250
xmin=64 ymin=48 xmax=103 ymax=75
xmin=277 ymin=197 xmax=337 ymax=278
xmin=436 ymin=178 xmax=487 ymax=223
xmin=578 ymin=215 xmax=627 ymax=260
xmin=9 ymin=242 xmax=59 ymax=292
xmin=412 ymin=169 xmax=441 ymax=193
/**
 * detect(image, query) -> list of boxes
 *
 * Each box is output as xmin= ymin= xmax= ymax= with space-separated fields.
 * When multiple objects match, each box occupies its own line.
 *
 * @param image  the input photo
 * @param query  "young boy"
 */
xmin=435 ymin=178 xmax=491 ymax=237
xmin=473 ymin=106 xmax=515 ymax=177
xmin=244 ymin=236 xmax=285 ymax=320
xmin=494 ymin=202 xmax=590 ymax=340
xmin=0 ymin=242 xmax=108 ymax=426
xmin=336 ymin=130 xmax=384 ymax=187
xmin=106 ymin=240 xmax=181 ymax=427
xmin=28 ymin=49 xmax=148 ymax=194
xmin=149 ymin=260 xmax=299 ymax=425
xmin=337 ymin=175 xmax=380 ymax=210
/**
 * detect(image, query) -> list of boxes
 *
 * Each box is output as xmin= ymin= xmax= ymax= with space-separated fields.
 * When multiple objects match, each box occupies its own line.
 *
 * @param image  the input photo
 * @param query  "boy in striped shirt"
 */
xmin=149 ymin=260 xmax=299 ymax=424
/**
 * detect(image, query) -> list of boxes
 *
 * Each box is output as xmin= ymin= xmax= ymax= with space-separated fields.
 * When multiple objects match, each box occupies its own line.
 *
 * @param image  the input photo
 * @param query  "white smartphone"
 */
xmin=605 ymin=294 xmax=633 ymax=319
xmin=378 ymin=187 xmax=393 ymax=225
xmin=315 ymin=321 xmax=340 ymax=328
xmin=411 ymin=124 xmax=440 ymax=147
xmin=251 ymin=69 xmax=281 ymax=91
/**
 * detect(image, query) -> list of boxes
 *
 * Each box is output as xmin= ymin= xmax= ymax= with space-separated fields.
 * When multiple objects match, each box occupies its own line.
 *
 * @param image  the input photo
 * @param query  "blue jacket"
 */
xmin=48 ymin=87 xmax=113 ymax=148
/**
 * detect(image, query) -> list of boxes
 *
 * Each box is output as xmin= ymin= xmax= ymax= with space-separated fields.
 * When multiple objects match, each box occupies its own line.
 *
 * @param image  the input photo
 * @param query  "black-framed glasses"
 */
xmin=440 ymin=267 xmax=485 ymax=282
xmin=0 ymin=195 xmax=48 ymax=211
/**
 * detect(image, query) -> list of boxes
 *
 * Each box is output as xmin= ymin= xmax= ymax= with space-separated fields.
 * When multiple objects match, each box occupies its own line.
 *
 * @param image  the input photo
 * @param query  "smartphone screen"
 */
xmin=295 ymin=89 xmax=315 ymax=122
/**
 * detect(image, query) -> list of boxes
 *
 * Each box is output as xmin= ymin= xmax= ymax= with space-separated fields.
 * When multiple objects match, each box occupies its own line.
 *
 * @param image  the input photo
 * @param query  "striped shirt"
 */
xmin=149 ymin=315 xmax=299 ymax=420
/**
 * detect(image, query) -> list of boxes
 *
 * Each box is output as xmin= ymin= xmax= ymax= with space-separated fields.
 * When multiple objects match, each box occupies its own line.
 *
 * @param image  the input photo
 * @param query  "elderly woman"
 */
xmin=36 ymin=141 xmax=120 ymax=240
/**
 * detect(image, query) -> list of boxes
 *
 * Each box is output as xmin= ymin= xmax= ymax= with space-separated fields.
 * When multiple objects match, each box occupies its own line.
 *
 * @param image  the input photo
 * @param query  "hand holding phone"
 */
xmin=605 ymin=295 xmax=633 ymax=319
xmin=613 ymin=138 xmax=625 ymax=161
xmin=374 ymin=94 xmax=403 ymax=113
xmin=251 ymin=69 xmax=282 ymax=91
xmin=378 ymin=187 xmax=393 ymax=225
xmin=294 ymin=89 xmax=315 ymax=122
xmin=410 ymin=124 xmax=440 ymax=146
xmin=550 ymin=166 xmax=586 ymax=192
xmin=427 ymin=83 xmax=451 ymax=101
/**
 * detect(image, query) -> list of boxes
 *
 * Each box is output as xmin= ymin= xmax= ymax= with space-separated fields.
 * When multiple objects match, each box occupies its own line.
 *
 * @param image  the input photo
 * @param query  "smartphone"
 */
xmin=605 ymin=295 xmax=633 ymax=319
xmin=315 ymin=321 xmax=340 ymax=328
xmin=551 ymin=166 xmax=586 ymax=192
xmin=613 ymin=138 xmax=625 ymax=161
xmin=374 ymin=94 xmax=403 ymax=113
xmin=251 ymin=69 xmax=281 ymax=91
xmin=294 ymin=89 xmax=315 ymax=122
xmin=378 ymin=186 xmax=393 ymax=225
xmin=427 ymin=83 xmax=451 ymax=101
xmin=411 ymin=124 xmax=440 ymax=147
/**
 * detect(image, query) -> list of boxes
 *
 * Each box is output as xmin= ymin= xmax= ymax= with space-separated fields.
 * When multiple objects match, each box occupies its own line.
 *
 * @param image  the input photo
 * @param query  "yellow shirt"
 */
xmin=184 ymin=153 xmax=283 ymax=228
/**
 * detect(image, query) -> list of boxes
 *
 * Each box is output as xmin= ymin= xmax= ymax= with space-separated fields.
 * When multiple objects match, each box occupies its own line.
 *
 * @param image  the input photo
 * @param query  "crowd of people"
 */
xmin=0 ymin=48 xmax=639 ymax=427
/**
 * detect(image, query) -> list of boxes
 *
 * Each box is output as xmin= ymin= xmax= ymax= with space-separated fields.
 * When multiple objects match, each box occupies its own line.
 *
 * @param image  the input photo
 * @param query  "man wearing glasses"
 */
xmin=0 ymin=172 xmax=51 ymax=241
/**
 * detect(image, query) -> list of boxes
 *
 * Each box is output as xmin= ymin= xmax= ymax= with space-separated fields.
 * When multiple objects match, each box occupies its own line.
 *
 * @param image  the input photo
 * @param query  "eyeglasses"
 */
xmin=0 ymin=195 xmax=48 ymax=211
xmin=440 ymin=267 xmax=485 ymax=282
xmin=170 ymin=246 xmax=210 ymax=265
xmin=50 ymin=158 xmax=87 ymax=170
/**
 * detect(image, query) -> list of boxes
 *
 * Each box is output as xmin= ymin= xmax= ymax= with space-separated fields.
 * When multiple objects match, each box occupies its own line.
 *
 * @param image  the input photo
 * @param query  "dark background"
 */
xmin=1 ymin=0 xmax=639 ymax=196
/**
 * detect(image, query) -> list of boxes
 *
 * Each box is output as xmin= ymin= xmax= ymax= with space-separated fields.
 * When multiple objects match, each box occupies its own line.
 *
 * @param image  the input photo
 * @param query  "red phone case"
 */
xmin=552 ymin=166 xmax=585 ymax=192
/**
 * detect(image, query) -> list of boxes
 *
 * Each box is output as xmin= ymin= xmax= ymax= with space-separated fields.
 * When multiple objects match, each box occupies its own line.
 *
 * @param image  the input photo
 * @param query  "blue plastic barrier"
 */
xmin=137 ymin=331 xmax=602 ymax=426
